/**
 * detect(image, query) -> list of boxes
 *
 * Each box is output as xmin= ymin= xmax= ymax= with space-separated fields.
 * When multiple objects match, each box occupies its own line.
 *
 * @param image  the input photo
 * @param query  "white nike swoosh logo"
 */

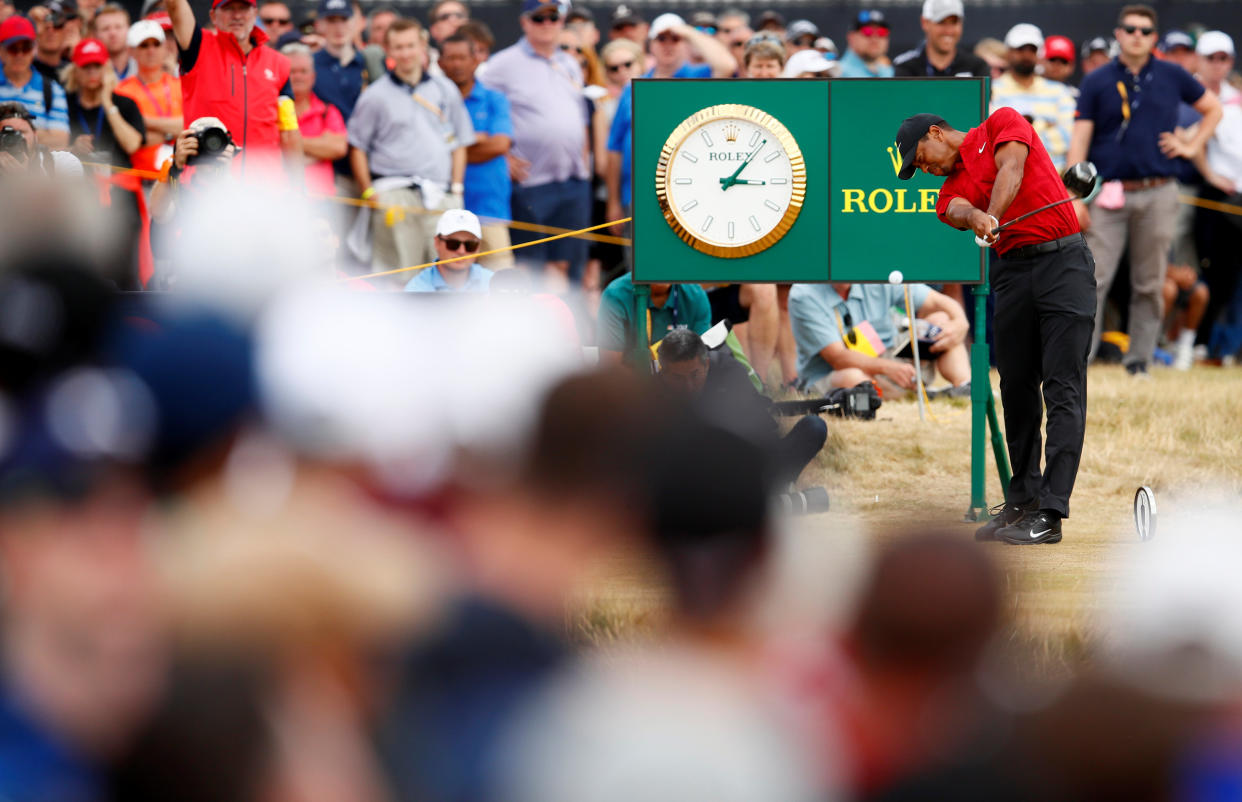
xmin=978 ymin=141 xmax=987 ymax=154
xmin=1030 ymin=528 xmax=1051 ymax=538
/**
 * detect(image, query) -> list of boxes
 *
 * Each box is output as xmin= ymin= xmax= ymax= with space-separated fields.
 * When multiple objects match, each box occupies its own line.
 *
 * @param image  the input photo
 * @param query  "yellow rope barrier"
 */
xmin=1178 ymin=193 xmax=1242 ymax=216
xmin=341 ymin=217 xmax=633 ymax=283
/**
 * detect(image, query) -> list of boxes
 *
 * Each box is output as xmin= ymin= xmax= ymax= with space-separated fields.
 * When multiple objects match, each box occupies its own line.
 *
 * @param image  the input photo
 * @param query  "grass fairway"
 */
xmin=575 ymin=364 xmax=1242 ymax=669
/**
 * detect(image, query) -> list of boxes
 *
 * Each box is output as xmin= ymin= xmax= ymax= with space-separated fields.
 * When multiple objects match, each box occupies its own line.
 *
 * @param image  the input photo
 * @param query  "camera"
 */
xmin=187 ymin=124 xmax=234 ymax=165
xmin=0 ymin=126 xmax=28 ymax=160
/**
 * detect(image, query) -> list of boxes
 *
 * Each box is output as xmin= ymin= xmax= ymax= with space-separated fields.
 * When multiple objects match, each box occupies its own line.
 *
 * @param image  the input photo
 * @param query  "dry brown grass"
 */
xmin=571 ymin=364 xmax=1242 ymax=666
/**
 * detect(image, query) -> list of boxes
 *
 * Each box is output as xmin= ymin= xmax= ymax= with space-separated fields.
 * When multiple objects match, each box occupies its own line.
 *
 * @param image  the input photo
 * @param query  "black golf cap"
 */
xmin=894 ymin=113 xmax=947 ymax=180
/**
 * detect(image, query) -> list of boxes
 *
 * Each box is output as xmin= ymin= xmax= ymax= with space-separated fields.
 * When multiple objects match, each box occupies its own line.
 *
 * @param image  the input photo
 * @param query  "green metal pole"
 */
xmin=632 ymin=282 xmax=651 ymax=372
xmin=986 ymin=392 xmax=1012 ymax=492
xmin=967 ymin=281 xmax=991 ymax=521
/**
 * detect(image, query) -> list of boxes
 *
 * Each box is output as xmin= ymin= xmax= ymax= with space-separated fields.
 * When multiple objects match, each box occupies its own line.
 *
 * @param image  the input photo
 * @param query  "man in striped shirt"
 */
xmin=990 ymin=23 xmax=1075 ymax=169
xmin=0 ymin=15 xmax=69 ymax=146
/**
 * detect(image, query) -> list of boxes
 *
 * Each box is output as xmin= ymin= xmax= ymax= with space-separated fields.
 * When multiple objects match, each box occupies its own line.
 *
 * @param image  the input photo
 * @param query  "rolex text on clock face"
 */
xmin=656 ymin=104 xmax=806 ymax=258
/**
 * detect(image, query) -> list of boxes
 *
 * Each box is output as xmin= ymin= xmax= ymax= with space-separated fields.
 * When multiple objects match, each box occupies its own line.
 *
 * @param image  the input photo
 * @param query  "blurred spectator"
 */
xmin=565 ymin=5 xmax=598 ymax=49
xmin=607 ymin=3 xmax=645 ymax=45
xmin=1163 ymin=263 xmax=1208 ymax=370
xmin=788 ymin=281 xmax=970 ymax=395
xmin=1070 ymin=4 xmax=1222 ymax=375
xmin=815 ymin=37 xmax=838 ymax=59
xmin=893 ymin=0 xmax=988 ymax=78
xmin=755 ymin=9 xmax=784 ymax=37
xmin=312 ymin=0 xmax=365 ymax=124
xmin=645 ymin=13 xmax=734 ymax=79
xmin=597 ymin=273 xmax=711 ymax=367
xmin=839 ymin=9 xmax=893 ymax=78
xmin=441 ymin=30 xmax=514 ymax=270
xmin=974 ymin=36 xmax=1007 ymax=82
xmin=1190 ymin=30 xmax=1242 ymax=362
xmin=1160 ymin=29 xmax=1197 ymax=74
xmin=744 ymin=37 xmax=785 ymax=77
xmin=166 ymin=0 xmax=302 ymax=174
xmin=404 ymin=208 xmax=492 ymax=292
xmin=991 ymin=24 xmax=1076 ymax=168
xmin=64 ymin=37 xmax=144 ymax=170
xmin=0 ymin=14 xmax=70 ymax=147
xmin=785 ymin=19 xmax=818 ymax=54
xmin=486 ymin=0 xmax=590 ymax=288
xmin=92 ymin=3 xmax=133 ymax=80
xmin=783 ymin=48 xmax=836 ymax=78
xmin=347 ymin=18 xmax=472 ymax=274
xmin=0 ymin=0 xmax=11 ymax=22
xmin=1042 ymin=34 xmax=1078 ymax=86
xmin=359 ymin=5 xmax=395 ymax=79
xmin=427 ymin=0 xmax=466 ymax=48
xmin=0 ymin=99 xmax=80 ymax=173
xmin=717 ymin=7 xmax=752 ymax=73
xmin=1081 ymin=34 xmax=1113 ymax=74
xmin=115 ymin=19 xmax=183 ymax=176
xmin=30 ymin=0 xmax=72 ymax=85
xmin=256 ymin=0 xmax=292 ymax=42
xmin=282 ymin=42 xmax=346 ymax=196
xmin=148 ymin=117 xmax=239 ymax=224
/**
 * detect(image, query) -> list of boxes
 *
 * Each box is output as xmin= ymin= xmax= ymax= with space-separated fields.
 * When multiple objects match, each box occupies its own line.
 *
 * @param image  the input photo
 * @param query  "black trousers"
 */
xmin=771 ymin=415 xmax=828 ymax=488
xmin=991 ymin=237 xmax=1096 ymax=518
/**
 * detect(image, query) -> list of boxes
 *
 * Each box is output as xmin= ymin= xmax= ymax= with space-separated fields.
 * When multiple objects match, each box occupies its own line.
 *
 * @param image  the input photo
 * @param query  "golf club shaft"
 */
xmin=990 ymin=195 xmax=1077 ymax=235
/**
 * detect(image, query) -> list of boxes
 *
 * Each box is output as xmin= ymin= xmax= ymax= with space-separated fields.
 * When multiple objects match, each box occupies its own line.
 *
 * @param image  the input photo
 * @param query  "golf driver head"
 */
xmin=1063 ymin=161 xmax=1101 ymax=203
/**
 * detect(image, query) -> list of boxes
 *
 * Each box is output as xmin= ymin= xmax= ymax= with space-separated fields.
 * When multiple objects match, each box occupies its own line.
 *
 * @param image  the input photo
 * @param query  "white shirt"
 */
xmin=1207 ymin=82 xmax=1242 ymax=184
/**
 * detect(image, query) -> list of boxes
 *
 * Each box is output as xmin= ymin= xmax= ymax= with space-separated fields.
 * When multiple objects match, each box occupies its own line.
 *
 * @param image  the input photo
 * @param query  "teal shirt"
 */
xmin=788 ymin=282 xmax=931 ymax=386
xmin=597 ymin=273 xmax=711 ymax=363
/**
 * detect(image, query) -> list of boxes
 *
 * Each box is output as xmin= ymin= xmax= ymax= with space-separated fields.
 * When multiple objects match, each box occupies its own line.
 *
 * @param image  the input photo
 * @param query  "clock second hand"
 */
xmin=720 ymin=138 xmax=767 ymax=191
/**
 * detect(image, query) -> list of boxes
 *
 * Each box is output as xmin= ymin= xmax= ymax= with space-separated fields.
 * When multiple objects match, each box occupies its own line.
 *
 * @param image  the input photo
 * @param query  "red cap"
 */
xmin=0 ymin=15 xmax=36 ymax=47
xmin=1044 ymin=35 xmax=1076 ymax=62
xmin=71 ymin=37 xmax=109 ymax=66
xmin=210 ymin=0 xmax=256 ymax=10
xmin=145 ymin=11 xmax=174 ymax=30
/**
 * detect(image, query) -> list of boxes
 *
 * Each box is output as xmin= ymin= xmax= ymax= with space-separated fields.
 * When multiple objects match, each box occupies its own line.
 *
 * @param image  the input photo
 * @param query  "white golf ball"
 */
xmin=888 ymin=270 xmax=904 ymax=285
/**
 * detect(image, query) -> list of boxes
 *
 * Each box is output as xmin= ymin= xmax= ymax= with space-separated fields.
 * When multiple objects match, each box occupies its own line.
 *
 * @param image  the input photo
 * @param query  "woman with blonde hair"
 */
xmin=63 ymin=37 xmax=144 ymax=168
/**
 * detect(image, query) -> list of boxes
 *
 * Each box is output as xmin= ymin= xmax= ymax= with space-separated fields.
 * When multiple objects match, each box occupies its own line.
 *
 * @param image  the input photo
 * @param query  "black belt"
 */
xmin=1002 ymin=233 xmax=1085 ymax=261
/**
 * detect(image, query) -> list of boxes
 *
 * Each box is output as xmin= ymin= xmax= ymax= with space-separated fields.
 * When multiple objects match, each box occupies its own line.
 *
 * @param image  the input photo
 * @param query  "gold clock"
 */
xmin=655 ymin=103 xmax=807 ymax=258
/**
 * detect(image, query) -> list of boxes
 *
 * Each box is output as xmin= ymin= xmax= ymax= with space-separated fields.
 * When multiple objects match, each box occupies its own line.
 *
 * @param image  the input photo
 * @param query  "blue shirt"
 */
xmin=837 ymin=49 xmax=895 ymax=79
xmin=789 ymin=282 xmax=931 ymax=387
xmin=607 ymin=87 xmax=633 ymax=206
xmin=462 ymin=80 xmax=513 ymax=222
xmin=0 ymin=688 xmax=100 ymax=802
xmin=0 ymin=69 xmax=69 ymax=133
xmin=312 ymin=48 xmax=368 ymax=122
xmin=1077 ymin=57 xmax=1206 ymax=180
xmin=642 ymin=62 xmax=711 ymax=79
xmin=404 ymin=263 xmax=494 ymax=292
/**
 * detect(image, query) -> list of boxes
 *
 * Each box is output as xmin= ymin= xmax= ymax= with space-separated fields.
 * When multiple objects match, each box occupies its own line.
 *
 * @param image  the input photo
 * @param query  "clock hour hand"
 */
xmin=719 ymin=138 xmax=767 ymax=191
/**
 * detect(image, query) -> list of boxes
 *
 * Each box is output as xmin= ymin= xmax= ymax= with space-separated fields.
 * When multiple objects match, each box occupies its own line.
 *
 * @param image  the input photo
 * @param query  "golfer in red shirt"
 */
xmin=894 ymin=107 xmax=1096 ymax=545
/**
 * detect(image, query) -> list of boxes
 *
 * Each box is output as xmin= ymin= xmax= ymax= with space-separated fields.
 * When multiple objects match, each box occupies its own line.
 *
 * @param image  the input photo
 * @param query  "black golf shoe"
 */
xmin=974 ymin=502 xmax=1034 ymax=542
xmin=998 ymin=510 xmax=1063 ymax=545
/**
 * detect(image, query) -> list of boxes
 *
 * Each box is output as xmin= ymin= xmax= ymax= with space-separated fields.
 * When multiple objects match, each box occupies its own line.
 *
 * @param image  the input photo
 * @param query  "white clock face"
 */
xmin=657 ymin=105 xmax=805 ymax=258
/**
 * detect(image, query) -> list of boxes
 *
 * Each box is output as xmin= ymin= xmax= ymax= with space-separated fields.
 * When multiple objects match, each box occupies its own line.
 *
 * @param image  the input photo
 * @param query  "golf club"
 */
xmin=975 ymin=161 xmax=1101 ymax=247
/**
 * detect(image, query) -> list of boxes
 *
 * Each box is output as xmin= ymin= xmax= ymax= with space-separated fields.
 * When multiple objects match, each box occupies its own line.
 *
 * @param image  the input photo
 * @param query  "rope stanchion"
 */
xmin=340 ymin=217 xmax=633 ymax=283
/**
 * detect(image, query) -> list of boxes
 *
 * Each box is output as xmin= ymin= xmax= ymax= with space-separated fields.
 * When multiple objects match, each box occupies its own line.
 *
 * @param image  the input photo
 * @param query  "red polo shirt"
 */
xmin=935 ymin=106 xmax=1079 ymax=255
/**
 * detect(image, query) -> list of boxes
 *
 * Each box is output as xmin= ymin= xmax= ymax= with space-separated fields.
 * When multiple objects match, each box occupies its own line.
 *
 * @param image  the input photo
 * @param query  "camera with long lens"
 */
xmin=0 ymin=126 xmax=28 ymax=160
xmin=187 ymin=124 xmax=234 ymax=165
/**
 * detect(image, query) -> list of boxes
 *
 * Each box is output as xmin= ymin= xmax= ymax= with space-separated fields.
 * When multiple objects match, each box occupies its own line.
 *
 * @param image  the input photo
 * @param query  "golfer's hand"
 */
xmin=969 ymin=210 xmax=999 ymax=245
xmin=930 ymin=317 xmax=968 ymax=352
xmin=881 ymin=359 xmax=917 ymax=390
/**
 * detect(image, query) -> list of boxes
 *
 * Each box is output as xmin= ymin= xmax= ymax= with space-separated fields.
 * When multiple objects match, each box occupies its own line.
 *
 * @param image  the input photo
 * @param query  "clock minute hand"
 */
xmin=731 ymin=179 xmax=767 ymax=185
xmin=720 ymin=138 xmax=767 ymax=190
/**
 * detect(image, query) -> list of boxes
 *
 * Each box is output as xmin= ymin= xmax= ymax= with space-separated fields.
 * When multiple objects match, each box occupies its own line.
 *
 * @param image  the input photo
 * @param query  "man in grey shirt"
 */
xmin=348 ymin=17 xmax=475 ymax=276
xmin=483 ymin=0 xmax=590 ymax=288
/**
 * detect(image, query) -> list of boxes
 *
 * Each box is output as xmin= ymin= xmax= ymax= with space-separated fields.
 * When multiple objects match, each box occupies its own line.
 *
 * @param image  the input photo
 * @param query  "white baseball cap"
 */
xmin=1005 ymin=23 xmax=1044 ymax=50
xmin=127 ymin=19 xmax=165 ymax=47
xmin=648 ymin=12 xmax=685 ymax=40
xmin=435 ymin=209 xmax=482 ymax=239
xmin=922 ymin=0 xmax=964 ymax=24
xmin=783 ymin=49 xmax=836 ymax=77
xmin=1196 ymin=30 xmax=1235 ymax=58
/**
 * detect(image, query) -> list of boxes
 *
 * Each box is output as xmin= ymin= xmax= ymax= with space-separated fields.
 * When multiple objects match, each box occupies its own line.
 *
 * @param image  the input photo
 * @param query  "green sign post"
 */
xmin=631 ymin=77 xmax=1009 ymax=520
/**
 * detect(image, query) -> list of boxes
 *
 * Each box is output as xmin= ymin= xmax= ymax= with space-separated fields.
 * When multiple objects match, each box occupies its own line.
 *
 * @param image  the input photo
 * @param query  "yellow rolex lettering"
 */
xmin=894 ymin=189 xmax=919 ymax=213
xmin=919 ymin=188 xmax=939 ymax=213
xmin=868 ymin=189 xmax=894 ymax=214
xmin=841 ymin=189 xmax=868 ymax=213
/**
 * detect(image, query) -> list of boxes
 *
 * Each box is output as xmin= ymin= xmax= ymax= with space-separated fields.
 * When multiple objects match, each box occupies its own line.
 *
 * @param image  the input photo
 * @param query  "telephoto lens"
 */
xmin=0 ymin=126 xmax=28 ymax=159
xmin=777 ymin=486 xmax=830 ymax=516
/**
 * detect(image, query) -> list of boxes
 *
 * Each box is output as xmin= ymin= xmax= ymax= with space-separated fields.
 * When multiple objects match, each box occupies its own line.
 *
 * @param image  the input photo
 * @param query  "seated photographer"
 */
xmin=657 ymin=329 xmax=827 ymax=490
xmin=149 ymin=115 xmax=236 ymax=223
xmin=789 ymin=281 xmax=970 ymax=397
xmin=597 ymin=272 xmax=711 ymax=368
xmin=0 ymin=100 xmax=83 ymax=176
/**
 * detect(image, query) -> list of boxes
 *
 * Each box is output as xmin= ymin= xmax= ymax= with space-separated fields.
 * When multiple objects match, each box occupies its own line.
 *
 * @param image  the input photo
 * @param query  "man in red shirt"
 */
xmin=165 ymin=0 xmax=301 ymax=176
xmin=894 ymin=107 xmax=1095 ymax=545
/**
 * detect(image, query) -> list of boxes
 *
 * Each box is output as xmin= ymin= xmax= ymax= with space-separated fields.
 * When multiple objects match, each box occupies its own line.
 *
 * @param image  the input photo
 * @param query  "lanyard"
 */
xmin=77 ymin=103 xmax=104 ymax=140
xmin=645 ymin=286 xmax=681 ymax=342
xmin=136 ymin=76 xmax=173 ymax=117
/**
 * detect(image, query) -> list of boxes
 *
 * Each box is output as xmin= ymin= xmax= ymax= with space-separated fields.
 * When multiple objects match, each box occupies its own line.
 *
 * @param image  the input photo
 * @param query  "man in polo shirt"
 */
xmin=893 ymin=0 xmax=988 ymax=78
xmin=348 ymin=18 xmax=474 ymax=273
xmin=597 ymin=272 xmax=711 ymax=368
xmin=838 ymin=9 xmax=894 ymax=78
xmin=485 ymin=0 xmax=592 ymax=287
xmin=405 ymin=209 xmax=493 ymax=293
xmin=166 ymin=0 xmax=302 ymax=173
xmin=991 ymin=24 xmax=1076 ymax=168
xmin=0 ymin=15 xmax=69 ymax=146
xmin=440 ymin=31 xmax=514 ymax=269
xmin=1067 ymin=3 xmax=1222 ymax=376
xmin=896 ymin=108 xmax=1092 ymax=544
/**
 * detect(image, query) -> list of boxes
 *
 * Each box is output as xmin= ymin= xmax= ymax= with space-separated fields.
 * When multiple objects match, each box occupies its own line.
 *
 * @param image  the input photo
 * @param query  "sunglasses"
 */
xmin=1120 ymin=24 xmax=1155 ymax=36
xmin=261 ymin=15 xmax=290 ymax=24
xmin=5 ymin=41 xmax=34 ymax=54
xmin=558 ymin=43 xmax=581 ymax=53
xmin=606 ymin=59 xmax=634 ymax=72
xmin=1048 ymin=57 xmax=1070 ymax=64
xmin=440 ymin=236 xmax=480 ymax=252
xmin=137 ymin=39 xmax=162 ymax=48
xmin=1206 ymin=52 xmax=1232 ymax=62
xmin=528 ymin=12 xmax=559 ymax=25
xmin=858 ymin=25 xmax=889 ymax=37
xmin=655 ymin=33 xmax=682 ymax=44
xmin=435 ymin=10 xmax=465 ymax=23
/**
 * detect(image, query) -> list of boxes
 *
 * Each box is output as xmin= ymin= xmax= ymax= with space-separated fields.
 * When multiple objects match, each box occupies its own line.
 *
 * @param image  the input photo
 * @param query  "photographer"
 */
xmin=148 ymin=115 xmax=235 ymax=223
xmin=0 ymin=100 xmax=83 ymax=175
xmin=657 ymin=329 xmax=827 ymax=490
